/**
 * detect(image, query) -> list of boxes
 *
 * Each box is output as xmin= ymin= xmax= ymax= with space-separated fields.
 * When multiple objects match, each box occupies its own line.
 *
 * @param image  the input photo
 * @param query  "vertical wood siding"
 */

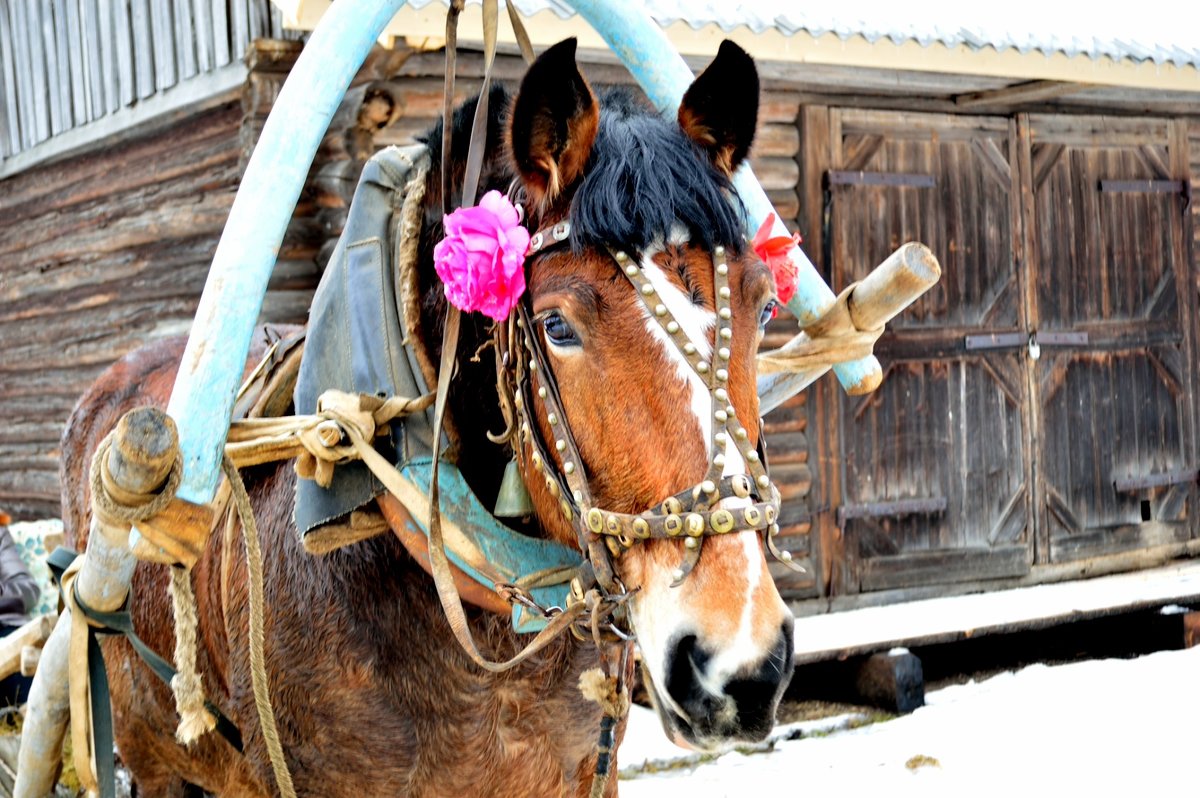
xmin=804 ymin=108 xmax=1197 ymax=600
xmin=0 ymin=0 xmax=290 ymax=161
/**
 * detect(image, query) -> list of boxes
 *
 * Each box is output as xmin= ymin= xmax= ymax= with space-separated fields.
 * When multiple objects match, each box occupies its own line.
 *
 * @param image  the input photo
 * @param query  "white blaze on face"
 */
xmin=629 ymin=228 xmax=776 ymax=729
xmin=638 ymin=235 xmax=715 ymax=452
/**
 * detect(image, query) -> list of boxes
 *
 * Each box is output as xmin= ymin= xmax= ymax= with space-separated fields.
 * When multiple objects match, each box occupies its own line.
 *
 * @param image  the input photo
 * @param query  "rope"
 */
xmin=168 ymin=567 xmax=217 ymax=745
xmin=88 ymin=430 xmax=182 ymax=525
xmin=90 ymin=427 xmax=218 ymax=747
xmin=223 ymin=389 xmax=434 ymax=487
xmin=222 ymin=455 xmax=298 ymax=798
xmin=756 ymin=282 xmax=885 ymax=377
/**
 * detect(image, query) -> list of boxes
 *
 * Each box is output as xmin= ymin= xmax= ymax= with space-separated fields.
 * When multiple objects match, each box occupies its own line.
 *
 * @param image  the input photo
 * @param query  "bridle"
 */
xmin=495 ymin=213 xmax=797 ymax=612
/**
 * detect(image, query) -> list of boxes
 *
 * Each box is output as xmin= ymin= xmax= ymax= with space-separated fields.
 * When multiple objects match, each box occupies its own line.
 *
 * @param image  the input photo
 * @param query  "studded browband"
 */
xmin=504 ymin=217 xmax=799 ymax=589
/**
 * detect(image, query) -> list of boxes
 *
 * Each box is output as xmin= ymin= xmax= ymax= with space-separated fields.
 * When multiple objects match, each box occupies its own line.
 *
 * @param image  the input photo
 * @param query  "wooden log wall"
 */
xmin=0 ymin=40 xmax=335 ymax=520
xmin=0 ymin=96 xmax=245 ymax=518
xmin=0 ymin=0 xmax=291 ymax=160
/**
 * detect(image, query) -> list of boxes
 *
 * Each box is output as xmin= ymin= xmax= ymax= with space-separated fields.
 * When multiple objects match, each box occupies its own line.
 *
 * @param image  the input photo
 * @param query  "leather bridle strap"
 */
xmin=516 ymin=227 xmax=791 ymax=585
xmin=439 ymin=0 xmax=463 ymax=218
xmin=422 ymin=0 xmax=596 ymax=673
xmin=428 ymin=310 xmax=588 ymax=671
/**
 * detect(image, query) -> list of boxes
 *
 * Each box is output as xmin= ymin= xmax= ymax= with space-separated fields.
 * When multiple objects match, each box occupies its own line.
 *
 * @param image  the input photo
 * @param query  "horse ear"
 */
xmin=678 ymin=40 xmax=759 ymax=175
xmin=509 ymin=38 xmax=599 ymax=210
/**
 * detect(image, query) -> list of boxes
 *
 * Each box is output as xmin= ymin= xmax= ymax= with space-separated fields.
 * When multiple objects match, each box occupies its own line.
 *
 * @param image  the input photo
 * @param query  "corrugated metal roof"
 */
xmin=407 ymin=0 xmax=1200 ymax=69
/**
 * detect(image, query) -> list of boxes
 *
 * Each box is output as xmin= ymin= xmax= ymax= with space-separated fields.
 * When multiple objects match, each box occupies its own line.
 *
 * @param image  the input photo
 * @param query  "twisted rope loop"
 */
xmin=755 ymin=281 xmax=885 ymax=378
xmin=88 ymin=432 xmax=182 ymax=527
xmin=86 ymin=431 xmax=213 ymax=753
xmin=224 ymin=389 xmax=434 ymax=487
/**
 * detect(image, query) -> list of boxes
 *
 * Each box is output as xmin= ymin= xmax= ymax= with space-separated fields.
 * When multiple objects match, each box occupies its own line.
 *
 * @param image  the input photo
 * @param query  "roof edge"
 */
xmin=271 ymin=1 xmax=1200 ymax=94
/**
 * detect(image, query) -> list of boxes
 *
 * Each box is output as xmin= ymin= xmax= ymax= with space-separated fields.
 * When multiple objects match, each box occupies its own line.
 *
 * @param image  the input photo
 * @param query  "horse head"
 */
xmin=504 ymin=39 xmax=795 ymax=751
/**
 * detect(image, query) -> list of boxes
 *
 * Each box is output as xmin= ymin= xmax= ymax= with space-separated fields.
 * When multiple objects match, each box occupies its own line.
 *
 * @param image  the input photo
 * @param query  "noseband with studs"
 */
xmin=498 ymin=217 xmax=797 ymax=597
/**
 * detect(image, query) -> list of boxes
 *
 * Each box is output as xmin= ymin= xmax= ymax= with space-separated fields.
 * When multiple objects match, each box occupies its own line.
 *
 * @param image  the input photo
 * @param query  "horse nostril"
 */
xmin=723 ymin=627 xmax=794 ymax=738
xmin=665 ymin=634 xmax=724 ymax=728
xmin=665 ymin=634 xmax=704 ymax=710
xmin=663 ymin=627 xmax=794 ymax=742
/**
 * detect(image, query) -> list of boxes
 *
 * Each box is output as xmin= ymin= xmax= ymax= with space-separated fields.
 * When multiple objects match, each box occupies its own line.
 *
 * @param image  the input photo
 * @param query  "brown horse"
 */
xmin=59 ymin=39 xmax=794 ymax=796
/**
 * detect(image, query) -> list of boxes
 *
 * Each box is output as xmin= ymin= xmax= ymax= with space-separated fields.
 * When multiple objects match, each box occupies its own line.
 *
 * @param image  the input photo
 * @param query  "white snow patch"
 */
xmin=619 ymin=647 xmax=1200 ymax=796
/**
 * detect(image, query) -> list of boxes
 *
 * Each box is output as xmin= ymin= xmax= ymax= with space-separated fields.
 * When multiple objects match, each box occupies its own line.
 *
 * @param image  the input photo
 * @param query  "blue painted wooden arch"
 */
xmin=162 ymin=0 xmax=869 ymax=629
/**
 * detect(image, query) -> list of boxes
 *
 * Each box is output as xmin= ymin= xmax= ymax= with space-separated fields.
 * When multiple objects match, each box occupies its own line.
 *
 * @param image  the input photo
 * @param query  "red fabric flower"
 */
xmin=434 ymin=191 xmax=530 ymax=321
xmin=752 ymin=213 xmax=801 ymax=307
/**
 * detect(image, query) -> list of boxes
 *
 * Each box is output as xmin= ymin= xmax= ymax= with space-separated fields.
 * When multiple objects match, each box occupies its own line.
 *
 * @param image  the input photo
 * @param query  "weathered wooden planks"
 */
xmin=822 ymin=109 xmax=1029 ymax=594
xmin=0 ymin=100 xmax=246 ymax=518
xmin=1029 ymin=119 xmax=1195 ymax=568
xmin=0 ymin=38 xmax=374 ymax=520
xmin=0 ymin=0 xmax=291 ymax=162
xmin=802 ymin=103 xmax=1197 ymax=600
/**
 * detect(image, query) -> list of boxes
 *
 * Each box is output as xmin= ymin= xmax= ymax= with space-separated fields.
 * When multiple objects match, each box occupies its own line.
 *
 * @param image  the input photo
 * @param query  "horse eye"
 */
xmin=541 ymin=312 xmax=581 ymax=347
xmin=759 ymin=300 xmax=779 ymax=328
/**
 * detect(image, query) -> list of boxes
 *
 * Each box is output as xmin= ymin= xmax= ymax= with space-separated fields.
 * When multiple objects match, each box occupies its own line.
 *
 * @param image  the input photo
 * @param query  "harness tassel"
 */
xmin=579 ymin=666 xmax=630 ymax=798
xmin=590 ymin=714 xmax=617 ymax=798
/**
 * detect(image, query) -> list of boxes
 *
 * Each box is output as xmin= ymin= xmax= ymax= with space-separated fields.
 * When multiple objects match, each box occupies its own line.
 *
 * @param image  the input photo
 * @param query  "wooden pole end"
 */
xmin=108 ymin=407 xmax=180 ymax=496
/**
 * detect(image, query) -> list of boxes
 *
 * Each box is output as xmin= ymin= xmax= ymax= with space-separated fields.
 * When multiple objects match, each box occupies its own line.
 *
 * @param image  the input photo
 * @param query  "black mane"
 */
xmin=569 ymin=87 xmax=746 ymax=256
xmin=415 ymin=83 xmax=747 ymax=512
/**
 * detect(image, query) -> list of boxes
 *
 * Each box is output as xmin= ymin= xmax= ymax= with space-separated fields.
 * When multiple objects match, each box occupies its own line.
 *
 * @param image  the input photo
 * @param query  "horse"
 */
xmin=58 ymin=38 xmax=795 ymax=796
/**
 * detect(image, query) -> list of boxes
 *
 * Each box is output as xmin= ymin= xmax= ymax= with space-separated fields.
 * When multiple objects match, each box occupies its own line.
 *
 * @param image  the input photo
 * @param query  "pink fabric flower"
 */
xmin=752 ymin=212 xmax=802 ymax=308
xmin=434 ymin=190 xmax=531 ymax=321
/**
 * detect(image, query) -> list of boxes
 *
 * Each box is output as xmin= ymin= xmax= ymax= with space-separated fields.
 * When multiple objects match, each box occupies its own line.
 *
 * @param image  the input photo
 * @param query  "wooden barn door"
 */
xmin=823 ymin=110 xmax=1033 ymax=592
xmin=1023 ymin=115 xmax=1197 ymax=563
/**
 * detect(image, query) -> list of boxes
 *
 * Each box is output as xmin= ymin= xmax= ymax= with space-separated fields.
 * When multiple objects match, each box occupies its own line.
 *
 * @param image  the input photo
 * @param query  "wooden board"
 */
xmin=791 ymin=559 xmax=1200 ymax=664
xmin=822 ymin=108 xmax=1033 ymax=594
xmin=1028 ymin=118 xmax=1197 ymax=565
xmin=802 ymin=104 xmax=1197 ymax=598
xmin=0 ymin=0 xmax=290 ymax=162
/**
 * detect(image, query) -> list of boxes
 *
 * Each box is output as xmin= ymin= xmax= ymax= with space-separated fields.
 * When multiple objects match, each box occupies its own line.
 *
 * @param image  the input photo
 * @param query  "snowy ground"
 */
xmin=617 ymin=646 xmax=1200 ymax=796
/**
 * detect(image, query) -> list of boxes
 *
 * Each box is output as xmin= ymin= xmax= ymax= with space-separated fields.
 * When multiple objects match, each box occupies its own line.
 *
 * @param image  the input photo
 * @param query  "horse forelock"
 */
xmin=567 ymin=87 xmax=747 ymax=259
xmin=412 ymin=83 xmax=753 ymax=528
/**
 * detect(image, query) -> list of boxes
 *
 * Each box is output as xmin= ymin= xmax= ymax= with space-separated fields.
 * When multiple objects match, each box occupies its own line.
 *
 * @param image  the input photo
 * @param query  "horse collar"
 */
xmin=509 ymin=220 xmax=789 ymax=590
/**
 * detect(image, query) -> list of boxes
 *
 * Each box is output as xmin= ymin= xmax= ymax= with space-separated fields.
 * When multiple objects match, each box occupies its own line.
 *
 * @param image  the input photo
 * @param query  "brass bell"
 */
xmin=494 ymin=458 xmax=534 ymax=518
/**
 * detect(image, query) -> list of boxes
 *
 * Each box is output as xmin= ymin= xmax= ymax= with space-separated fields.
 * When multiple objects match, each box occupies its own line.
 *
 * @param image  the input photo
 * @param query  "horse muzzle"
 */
xmin=651 ymin=621 xmax=794 ymax=751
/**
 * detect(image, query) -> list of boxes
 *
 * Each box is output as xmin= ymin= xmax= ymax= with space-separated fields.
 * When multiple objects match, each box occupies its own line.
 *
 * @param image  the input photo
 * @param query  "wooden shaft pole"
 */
xmin=847 ymin=243 xmax=941 ymax=332
xmin=0 ymin=615 xmax=54 ymax=681
xmin=105 ymin=407 xmax=178 ymax=496
xmin=16 ymin=408 xmax=178 ymax=798
xmin=756 ymin=243 xmax=942 ymax=413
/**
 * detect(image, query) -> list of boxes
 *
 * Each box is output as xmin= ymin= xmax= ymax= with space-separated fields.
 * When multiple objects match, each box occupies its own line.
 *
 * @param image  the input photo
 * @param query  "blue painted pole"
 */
xmin=566 ymin=0 xmax=882 ymax=394
xmin=166 ymin=0 xmax=410 ymax=505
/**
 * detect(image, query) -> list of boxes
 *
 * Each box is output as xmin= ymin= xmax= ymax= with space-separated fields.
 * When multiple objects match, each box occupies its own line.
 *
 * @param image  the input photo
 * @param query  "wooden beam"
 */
xmin=855 ymin=650 xmax=925 ymax=714
xmin=791 ymin=558 xmax=1200 ymax=664
xmin=0 ymin=62 xmax=245 ymax=180
xmin=955 ymin=80 xmax=1084 ymax=109
xmin=0 ymin=615 xmax=55 ymax=682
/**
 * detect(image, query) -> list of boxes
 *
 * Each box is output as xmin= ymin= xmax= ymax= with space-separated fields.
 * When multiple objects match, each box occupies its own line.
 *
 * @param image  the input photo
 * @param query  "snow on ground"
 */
xmin=618 ymin=647 xmax=1200 ymax=796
